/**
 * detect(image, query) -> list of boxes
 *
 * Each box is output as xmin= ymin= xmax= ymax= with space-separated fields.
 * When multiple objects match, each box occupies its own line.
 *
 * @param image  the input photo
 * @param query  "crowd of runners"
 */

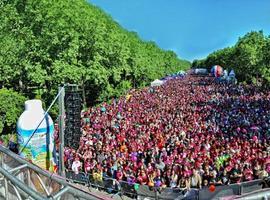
xmin=64 ymin=74 xmax=270 ymax=190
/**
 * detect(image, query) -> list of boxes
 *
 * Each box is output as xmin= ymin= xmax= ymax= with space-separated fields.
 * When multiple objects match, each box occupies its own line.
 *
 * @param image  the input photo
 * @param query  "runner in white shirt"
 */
xmin=72 ymin=157 xmax=81 ymax=174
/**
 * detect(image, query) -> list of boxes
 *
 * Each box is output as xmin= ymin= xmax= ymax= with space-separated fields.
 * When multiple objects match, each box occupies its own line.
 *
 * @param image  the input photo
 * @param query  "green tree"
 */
xmin=0 ymin=89 xmax=26 ymax=135
xmin=234 ymin=31 xmax=267 ymax=83
xmin=192 ymin=31 xmax=270 ymax=85
xmin=261 ymin=37 xmax=270 ymax=85
xmin=0 ymin=0 xmax=190 ymax=107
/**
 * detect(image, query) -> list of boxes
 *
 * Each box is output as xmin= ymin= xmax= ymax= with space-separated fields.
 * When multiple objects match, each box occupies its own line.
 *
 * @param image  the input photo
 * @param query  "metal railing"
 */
xmin=0 ymin=145 xmax=110 ymax=200
xmin=66 ymin=170 xmax=197 ymax=199
xmin=65 ymin=169 xmax=270 ymax=200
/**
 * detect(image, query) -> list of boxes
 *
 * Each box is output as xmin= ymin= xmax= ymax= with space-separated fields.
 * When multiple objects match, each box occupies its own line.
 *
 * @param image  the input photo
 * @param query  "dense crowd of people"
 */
xmin=64 ymin=74 xmax=270 ymax=190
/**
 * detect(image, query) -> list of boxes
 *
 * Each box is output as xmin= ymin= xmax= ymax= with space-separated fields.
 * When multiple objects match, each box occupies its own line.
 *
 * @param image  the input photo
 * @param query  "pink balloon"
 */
xmin=252 ymin=136 xmax=258 ymax=141
xmin=132 ymin=156 xmax=137 ymax=162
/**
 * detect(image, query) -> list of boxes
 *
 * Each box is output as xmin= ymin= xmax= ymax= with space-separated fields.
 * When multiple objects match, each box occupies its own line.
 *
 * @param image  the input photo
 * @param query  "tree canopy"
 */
xmin=0 ymin=89 xmax=26 ymax=135
xmin=0 ymin=0 xmax=190 ymax=105
xmin=192 ymin=31 xmax=270 ymax=86
xmin=0 ymin=0 xmax=190 ymax=135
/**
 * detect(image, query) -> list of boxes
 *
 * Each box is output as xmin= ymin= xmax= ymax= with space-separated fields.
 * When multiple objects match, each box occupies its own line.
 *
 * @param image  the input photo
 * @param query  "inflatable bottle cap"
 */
xmin=25 ymin=100 xmax=43 ymax=111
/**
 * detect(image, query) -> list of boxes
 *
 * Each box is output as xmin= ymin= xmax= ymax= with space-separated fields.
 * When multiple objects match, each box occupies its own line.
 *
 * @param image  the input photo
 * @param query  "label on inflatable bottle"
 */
xmin=17 ymin=100 xmax=56 ymax=171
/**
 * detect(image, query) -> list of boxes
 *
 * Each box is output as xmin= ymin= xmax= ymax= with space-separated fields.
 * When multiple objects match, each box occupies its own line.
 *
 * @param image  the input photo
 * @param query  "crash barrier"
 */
xmin=198 ymin=179 xmax=264 ymax=200
xmin=240 ymin=179 xmax=264 ymax=194
xmin=66 ymin=170 xmax=89 ymax=185
xmin=65 ymin=170 xmax=267 ymax=200
xmin=66 ymin=171 xmax=121 ymax=194
xmin=65 ymin=170 xmax=186 ymax=199
xmin=198 ymin=183 xmax=240 ymax=200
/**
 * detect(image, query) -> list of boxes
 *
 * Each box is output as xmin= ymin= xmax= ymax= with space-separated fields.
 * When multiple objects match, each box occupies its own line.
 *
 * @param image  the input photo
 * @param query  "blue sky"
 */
xmin=89 ymin=0 xmax=270 ymax=61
